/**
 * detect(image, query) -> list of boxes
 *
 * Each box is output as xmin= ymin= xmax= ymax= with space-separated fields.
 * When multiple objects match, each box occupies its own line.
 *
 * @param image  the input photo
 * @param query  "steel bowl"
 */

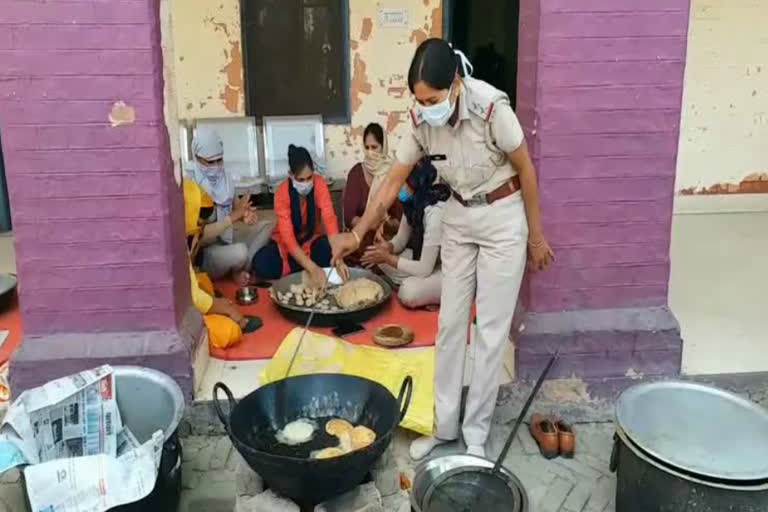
xmin=411 ymin=454 xmax=529 ymax=512
xmin=236 ymin=286 xmax=258 ymax=306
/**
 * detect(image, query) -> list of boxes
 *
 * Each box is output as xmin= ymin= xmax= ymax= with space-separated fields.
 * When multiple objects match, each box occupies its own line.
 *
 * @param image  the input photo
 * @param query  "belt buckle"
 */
xmin=464 ymin=194 xmax=488 ymax=207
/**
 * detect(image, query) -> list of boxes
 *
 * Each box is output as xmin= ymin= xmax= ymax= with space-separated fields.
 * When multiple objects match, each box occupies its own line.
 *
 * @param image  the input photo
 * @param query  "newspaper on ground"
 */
xmin=0 ymin=365 xmax=164 ymax=512
xmin=25 ymin=430 xmax=163 ymax=512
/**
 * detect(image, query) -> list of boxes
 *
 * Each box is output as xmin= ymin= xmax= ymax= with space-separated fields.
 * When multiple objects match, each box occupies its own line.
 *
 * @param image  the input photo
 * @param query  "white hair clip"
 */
xmin=448 ymin=42 xmax=474 ymax=77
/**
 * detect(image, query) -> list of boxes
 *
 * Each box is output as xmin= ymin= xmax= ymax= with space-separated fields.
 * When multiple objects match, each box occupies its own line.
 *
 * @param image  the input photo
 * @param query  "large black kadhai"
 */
xmin=214 ymin=374 xmax=412 ymax=505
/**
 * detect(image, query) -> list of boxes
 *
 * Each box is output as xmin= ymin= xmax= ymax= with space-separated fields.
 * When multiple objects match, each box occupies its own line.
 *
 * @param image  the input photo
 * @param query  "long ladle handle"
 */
xmin=493 ymin=351 xmax=558 ymax=474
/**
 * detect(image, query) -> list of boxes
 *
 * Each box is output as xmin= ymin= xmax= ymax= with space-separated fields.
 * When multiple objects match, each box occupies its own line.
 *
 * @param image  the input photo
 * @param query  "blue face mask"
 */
xmin=398 ymin=186 xmax=413 ymax=203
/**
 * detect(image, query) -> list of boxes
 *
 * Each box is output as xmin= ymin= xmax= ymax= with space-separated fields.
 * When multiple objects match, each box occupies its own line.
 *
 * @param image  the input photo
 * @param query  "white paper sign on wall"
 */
xmin=378 ymin=8 xmax=409 ymax=28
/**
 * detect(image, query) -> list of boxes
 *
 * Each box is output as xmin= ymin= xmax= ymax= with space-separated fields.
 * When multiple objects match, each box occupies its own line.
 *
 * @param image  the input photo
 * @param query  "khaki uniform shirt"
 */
xmin=396 ymin=77 xmax=525 ymax=200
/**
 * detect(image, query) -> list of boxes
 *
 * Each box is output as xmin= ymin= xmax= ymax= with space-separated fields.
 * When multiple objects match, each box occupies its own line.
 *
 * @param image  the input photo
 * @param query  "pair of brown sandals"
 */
xmin=529 ymin=414 xmax=575 ymax=459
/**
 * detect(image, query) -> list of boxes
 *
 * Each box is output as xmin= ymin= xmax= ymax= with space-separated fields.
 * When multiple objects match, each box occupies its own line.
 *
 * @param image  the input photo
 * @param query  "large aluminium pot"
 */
xmin=611 ymin=381 xmax=768 ymax=512
xmin=22 ymin=366 xmax=185 ymax=512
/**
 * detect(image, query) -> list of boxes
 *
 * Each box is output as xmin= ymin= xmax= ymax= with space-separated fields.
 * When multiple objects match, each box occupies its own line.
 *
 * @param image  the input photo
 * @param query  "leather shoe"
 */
xmin=529 ymin=414 xmax=559 ymax=459
xmin=555 ymin=419 xmax=575 ymax=458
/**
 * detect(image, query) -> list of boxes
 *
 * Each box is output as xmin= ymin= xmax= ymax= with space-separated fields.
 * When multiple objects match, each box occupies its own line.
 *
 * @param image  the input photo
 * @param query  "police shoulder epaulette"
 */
xmin=409 ymin=107 xmax=424 ymax=127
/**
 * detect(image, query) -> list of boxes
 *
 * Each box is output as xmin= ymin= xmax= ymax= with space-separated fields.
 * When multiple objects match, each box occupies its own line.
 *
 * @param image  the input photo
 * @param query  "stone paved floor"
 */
xmin=0 ymin=422 xmax=617 ymax=511
xmin=178 ymin=420 xmax=617 ymax=512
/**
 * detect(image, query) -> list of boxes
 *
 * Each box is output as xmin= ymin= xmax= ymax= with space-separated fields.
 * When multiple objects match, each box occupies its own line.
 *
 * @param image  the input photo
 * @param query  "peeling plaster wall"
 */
xmin=169 ymin=0 xmax=442 ymax=177
xmin=676 ymin=0 xmax=768 ymax=194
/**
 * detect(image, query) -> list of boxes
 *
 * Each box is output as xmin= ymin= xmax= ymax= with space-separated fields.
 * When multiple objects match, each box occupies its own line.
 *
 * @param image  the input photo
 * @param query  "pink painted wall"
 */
xmin=0 ymin=0 xmax=191 ymax=335
xmin=520 ymin=0 xmax=690 ymax=313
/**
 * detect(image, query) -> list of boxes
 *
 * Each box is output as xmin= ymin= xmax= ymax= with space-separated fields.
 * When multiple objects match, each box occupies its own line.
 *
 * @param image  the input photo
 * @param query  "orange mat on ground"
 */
xmin=0 ymin=295 xmax=24 ymax=365
xmin=209 ymin=281 xmax=440 ymax=361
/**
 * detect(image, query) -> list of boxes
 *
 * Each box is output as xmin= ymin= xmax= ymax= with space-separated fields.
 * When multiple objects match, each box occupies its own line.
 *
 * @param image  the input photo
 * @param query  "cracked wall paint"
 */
xmin=677 ymin=0 xmax=768 ymax=194
xmin=167 ymin=0 xmax=442 ymax=177
xmin=108 ymin=101 xmax=135 ymax=127
xmin=160 ymin=0 xmax=182 ymax=186
xmin=171 ymin=0 xmax=243 ymax=118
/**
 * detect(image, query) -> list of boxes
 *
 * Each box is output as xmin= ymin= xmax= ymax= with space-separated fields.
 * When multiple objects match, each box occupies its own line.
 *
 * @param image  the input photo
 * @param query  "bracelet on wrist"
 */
xmin=351 ymin=230 xmax=362 ymax=248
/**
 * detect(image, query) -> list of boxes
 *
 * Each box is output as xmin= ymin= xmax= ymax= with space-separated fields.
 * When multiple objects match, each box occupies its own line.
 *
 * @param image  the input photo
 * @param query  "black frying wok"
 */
xmin=269 ymin=267 xmax=392 ymax=327
xmin=214 ymin=374 xmax=412 ymax=505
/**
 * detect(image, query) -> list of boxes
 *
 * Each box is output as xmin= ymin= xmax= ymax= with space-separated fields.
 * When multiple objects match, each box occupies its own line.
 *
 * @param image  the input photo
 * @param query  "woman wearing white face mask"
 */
xmin=342 ymin=123 xmax=403 ymax=265
xmin=191 ymin=127 xmax=275 ymax=284
xmin=252 ymin=144 xmax=339 ymax=287
xmin=330 ymin=38 xmax=555 ymax=460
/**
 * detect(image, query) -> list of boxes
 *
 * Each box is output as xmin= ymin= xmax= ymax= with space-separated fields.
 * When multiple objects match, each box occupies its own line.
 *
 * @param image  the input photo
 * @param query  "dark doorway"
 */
xmin=0 ymin=133 xmax=11 ymax=233
xmin=444 ymin=0 xmax=520 ymax=109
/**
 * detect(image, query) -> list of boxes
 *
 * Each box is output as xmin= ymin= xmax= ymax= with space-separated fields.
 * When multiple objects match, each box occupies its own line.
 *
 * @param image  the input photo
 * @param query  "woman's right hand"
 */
xmin=212 ymin=297 xmax=244 ymax=325
xmin=307 ymin=264 xmax=329 ymax=290
xmin=330 ymin=232 xmax=359 ymax=266
xmin=231 ymin=194 xmax=251 ymax=222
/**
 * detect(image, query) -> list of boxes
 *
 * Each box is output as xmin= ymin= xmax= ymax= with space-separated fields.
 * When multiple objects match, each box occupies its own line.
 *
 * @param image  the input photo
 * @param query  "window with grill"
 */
xmin=241 ymin=0 xmax=350 ymax=123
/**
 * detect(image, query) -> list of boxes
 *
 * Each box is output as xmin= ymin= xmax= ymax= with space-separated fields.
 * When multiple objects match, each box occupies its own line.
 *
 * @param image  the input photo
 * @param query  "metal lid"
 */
xmin=616 ymin=381 xmax=768 ymax=482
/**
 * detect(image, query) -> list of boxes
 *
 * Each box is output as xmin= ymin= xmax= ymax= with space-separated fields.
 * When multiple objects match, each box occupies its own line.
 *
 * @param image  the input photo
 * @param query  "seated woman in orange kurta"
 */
xmin=185 ymin=179 xmax=261 ymax=349
xmin=251 ymin=145 xmax=339 ymax=286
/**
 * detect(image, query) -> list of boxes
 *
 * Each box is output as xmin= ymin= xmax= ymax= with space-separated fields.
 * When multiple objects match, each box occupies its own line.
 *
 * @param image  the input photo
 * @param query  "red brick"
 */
xmin=540 ymin=176 xmax=675 ymax=202
xmin=0 ymin=99 xmax=160 ymax=125
xmin=528 ymin=284 xmax=668 ymax=312
xmin=1 ymin=49 xmax=158 ymax=76
xmin=534 ymin=264 xmax=671 ymax=289
xmin=0 ymin=75 xmax=158 ymax=101
xmin=541 ymin=11 xmax=689 ymax=38
xmin=539 ymin=109 xmax=681 ymax=135
xmin=21 ymin=263 xmax=172 ymax=289
xmin=540 ymin=61 xmax=685 ymax=87
xmin=16 ymin=240 xmax=166 ymax=267
xmin=540 ymin=36 xmax=687 ymax=63
xmin=5 ymin=124 xmax=164 ymax=151
xmin=540 ymin=85 xmax=684 ymax=110
xmin=0 ymin=2 xmax=154 ymax=25
xmin=13 ymin=218 xmax=163 ymax=244
xmin=8 ymin=148 xmax=165 ymax=173
xmin=11 ymin=24 xmax=155 ymax=50
xmin=542 ymin=0 xmax=688 ymax=12
xmin=21 ymin=309 xmax=174 ymax=335
xmin=545 ymin=199 xmax=673 ymax=223
xmin=553 ymin=243 xmax=670 ymax=268
xmin=538 ymin=156 xmax=677 ymax=179
xmin=22 ymin=285 xmax=174 ymax=311
xmin=12 ymin=195 xmax=162 ymax=220
xmin=9 ymin=173 xmax=161 ymax=200
xmin=545 ymin=221 xmax=670 ymax=246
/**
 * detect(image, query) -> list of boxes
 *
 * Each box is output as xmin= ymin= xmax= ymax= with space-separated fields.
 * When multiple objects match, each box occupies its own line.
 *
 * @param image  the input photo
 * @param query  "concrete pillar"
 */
xmin=516 ymin=0 xmax=690 ymax=385
xmin=0 ymin=0 xmax=203 ymax=396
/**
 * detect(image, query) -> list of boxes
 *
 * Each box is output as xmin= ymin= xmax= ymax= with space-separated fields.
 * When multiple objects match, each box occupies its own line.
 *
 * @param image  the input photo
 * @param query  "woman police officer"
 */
xmin=330 ymin=39 xmax=554 ymax=459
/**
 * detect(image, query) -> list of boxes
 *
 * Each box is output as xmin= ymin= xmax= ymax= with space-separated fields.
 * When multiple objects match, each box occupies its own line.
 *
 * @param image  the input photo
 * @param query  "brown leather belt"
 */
xmin=452 ymin=176 xmax=521 ymax=207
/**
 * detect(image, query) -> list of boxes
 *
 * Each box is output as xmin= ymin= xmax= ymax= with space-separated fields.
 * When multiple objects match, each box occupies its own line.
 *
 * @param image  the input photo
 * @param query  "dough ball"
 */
xmin=334 ymin=278 xmax=384 ymax=310
xmin=276 ymin=419 xmax=316 ymax=446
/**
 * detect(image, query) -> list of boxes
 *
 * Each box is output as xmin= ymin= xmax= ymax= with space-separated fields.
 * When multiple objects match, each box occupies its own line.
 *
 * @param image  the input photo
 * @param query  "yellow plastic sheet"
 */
xmin=259 ymin=328 xmax=435 ymax=436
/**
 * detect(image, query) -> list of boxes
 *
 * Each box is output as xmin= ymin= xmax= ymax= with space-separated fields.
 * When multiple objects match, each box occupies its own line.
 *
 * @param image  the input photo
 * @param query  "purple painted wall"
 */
xmin=519 ymin=0 xmax=690 ymax=313
xmin=0 ymin=0 xmax=191 ymax=335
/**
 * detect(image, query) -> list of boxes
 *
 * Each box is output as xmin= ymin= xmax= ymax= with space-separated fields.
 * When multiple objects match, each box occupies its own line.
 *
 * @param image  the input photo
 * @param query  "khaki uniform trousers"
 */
xmin=435 ymin=192 xmax=528 ymax=446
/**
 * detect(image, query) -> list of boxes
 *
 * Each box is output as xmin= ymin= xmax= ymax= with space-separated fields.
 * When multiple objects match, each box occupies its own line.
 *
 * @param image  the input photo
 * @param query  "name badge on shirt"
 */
xmin=429 ymin=154 xmax=447 ymax=162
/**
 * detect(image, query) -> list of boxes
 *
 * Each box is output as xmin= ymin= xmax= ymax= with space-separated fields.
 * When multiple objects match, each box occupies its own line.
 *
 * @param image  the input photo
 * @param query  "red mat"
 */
xmin=209 ymin=281 xmax=439 ymax=361
xmin=0 ymin=295 xmax=24 ymax=366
